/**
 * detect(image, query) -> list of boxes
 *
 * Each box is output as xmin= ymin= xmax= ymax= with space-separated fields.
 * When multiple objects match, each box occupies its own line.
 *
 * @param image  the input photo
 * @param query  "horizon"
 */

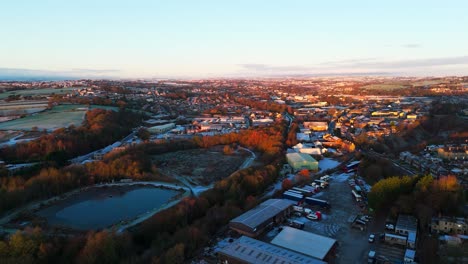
xmin=1 ymin=1 xmax=468 ymax=79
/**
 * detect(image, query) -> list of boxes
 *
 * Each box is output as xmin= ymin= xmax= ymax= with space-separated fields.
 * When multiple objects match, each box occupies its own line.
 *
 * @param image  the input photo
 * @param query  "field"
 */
xmin=0 ymin=87 xmax=77 ymax=99
xmin=0 ymin=104 xmax=118 ymax=131
xmin=361 ymin=83 xmax=408 ymax=91
xmin=411 ymin=80 xmax=444 ymax=86
xmin=152 ymin=147 xmax=247 ymax=185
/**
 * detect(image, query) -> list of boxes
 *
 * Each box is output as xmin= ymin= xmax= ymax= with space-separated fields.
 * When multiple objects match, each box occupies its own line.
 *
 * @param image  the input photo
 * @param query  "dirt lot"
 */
xmin=152 ymin=146 xmax=248 ymax=185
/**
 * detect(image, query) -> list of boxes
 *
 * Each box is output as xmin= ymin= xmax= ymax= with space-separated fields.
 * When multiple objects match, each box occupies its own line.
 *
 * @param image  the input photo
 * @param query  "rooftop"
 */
xmin=286 ymin=152 xmax=318 ymax=163
xmin=218 ymin=236 xmax=326 ymax=264
xmin=271 ymin=226 xmax=337 ymax=260
xmin=396 ymin=214 xmax=418 ymax=232
xmin=230 ymin=199 xmax=295 ymax=230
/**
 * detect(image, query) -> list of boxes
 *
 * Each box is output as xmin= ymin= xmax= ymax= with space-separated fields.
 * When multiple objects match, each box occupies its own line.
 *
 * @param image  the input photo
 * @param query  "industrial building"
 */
xmin=286 ymin=152 xmax=319 ymax=171
xmin=229 ymin=199 xmax=294 ymax=237
xmin=148 ymin=123 xmax=175 ymax=134
xmin=395 ymin=214 xmax=418 ymax=236
xmin=217 ymin=236 xmax=326 ymax=264
xmin=271 ymin=226 xmax=337 ymax=262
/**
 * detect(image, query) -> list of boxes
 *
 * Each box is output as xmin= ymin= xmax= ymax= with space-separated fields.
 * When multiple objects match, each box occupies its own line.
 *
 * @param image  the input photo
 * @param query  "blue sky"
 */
xmin=1 ymin=0 xmax=468 ymax=78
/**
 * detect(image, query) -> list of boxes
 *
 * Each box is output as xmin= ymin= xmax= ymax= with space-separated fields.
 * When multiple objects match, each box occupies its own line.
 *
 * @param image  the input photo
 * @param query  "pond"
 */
xmin=37 ymin=185 xmax=180 ymax=230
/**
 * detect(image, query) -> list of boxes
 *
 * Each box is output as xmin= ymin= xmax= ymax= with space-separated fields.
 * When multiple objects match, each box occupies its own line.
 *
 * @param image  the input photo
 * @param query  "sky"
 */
xmin=1 ymin=0 xmax=468 ymax=79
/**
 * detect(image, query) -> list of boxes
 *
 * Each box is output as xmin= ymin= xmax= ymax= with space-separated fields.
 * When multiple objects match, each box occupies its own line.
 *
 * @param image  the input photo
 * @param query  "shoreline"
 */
xmin=0 ymin=180 xmax=191 ymax=233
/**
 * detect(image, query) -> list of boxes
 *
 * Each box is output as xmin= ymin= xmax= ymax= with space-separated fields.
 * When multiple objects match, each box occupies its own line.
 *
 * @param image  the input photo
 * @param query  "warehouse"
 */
xmin=218 ymin=236 xmax=326 ymax=264
xmin=229 ymin=199 xmax=294 ymax=237
xmin=395 ymin=214 xmax=418 ymax=236
xmin=148 ymin=123 xmax=175 ymax=134
xmin=271 ymin=226 xmax=337 ymax=261
xmin=286 ymin=152 xmax=319 ymax=171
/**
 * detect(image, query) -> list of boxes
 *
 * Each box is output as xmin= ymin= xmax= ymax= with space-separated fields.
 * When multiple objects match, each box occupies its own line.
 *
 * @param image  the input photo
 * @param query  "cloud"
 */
xmin=0 ymin=67 xmax=121 ymax=81
xmin=402 ymin=44 xmax=422 ymax=48
xmin=236 ymin=63 xmax=391 ymax=77
xmin=238 ymin=64 xmax=311 ymax=72
xmin=348 ymin=56 xmax=468 ymax=69
xmin=236 ymin=56 xmax=468 ymax=77
xmin=71 ymin=68 xmax=121 ymax=74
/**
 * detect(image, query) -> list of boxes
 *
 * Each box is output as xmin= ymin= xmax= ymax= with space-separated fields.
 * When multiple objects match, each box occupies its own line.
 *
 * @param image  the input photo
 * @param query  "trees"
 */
xmin=223 ymin=145 xmax=234 ymax=155
xmin=281 ymin=178 xmax=293 ymax=190
xmin=0 ymin=109 xmax=143 ymax=163
xmin=137 ymin=127 xmax=151 ymax=141
xmin=369 ymin=174 xmax=463 ymax=216
xmin=77 ymin=231 xmax=134 ymax=264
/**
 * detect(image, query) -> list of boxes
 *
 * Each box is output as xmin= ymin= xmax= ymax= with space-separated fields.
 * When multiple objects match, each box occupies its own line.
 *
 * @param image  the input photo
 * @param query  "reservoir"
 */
xmin=37 ymin=185 xmax=180 ymax=230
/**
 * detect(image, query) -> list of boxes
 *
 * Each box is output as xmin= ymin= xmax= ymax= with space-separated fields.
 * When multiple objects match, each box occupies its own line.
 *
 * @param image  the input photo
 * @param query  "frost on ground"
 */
xmin=333 ymin=172 xmax=354 ymax=182
xmin=319 ymin=158 xmax=341 ymax=172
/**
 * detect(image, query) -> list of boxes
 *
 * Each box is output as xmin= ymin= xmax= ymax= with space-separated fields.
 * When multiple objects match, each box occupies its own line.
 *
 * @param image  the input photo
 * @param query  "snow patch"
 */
xmin=319 ymin=158 xmax=341 ymax=172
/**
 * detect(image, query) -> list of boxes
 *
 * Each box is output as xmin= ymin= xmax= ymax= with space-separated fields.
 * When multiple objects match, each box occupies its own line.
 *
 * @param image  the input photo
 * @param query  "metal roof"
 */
xmin=230 ymin=199 xmax=295 ymax=230
xmin=271 ymin=226 xmax=336 ymax=260
xmin=286 ymin=153 xmax=318 ymax=164
xmin=396 ymin=214 xmax=418 ymax=232
xmin=218 ymin=236 xmax=326 ymax=264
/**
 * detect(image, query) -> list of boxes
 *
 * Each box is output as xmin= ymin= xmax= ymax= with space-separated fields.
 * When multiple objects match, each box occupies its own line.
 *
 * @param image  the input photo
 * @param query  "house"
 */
xmin=437 ymin=145 xmax=468 ymax=160
xmin=304 ymin=121 xmax=328 ymax=131
xmin=431 ymin=216 xmax=467 ymax=235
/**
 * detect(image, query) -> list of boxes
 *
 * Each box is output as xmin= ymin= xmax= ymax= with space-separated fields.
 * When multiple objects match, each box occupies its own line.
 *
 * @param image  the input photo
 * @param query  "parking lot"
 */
xmin=276 ymin=171 xmax=375 ymax=264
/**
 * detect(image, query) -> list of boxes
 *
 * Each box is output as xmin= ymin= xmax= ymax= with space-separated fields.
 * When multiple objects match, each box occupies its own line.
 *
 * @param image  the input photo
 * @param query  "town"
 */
xmin=0 ymin=76 xmax=466 ymax=263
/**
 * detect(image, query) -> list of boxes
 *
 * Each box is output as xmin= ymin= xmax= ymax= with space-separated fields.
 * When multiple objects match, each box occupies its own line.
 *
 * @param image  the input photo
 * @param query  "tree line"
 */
xmin=0 ymin=120 xmax=289 ymax=263
xmin=0 ymin=109 xmax=143 ymax=164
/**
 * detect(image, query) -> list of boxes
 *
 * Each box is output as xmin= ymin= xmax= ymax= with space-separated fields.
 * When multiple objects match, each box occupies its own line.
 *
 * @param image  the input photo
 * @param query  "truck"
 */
xmin=320 ymin=175 xmax=330 ymax=181
xmin=288 ymin=220 xmax=305 ymax=229
xmin=286 ymin=189 xmax=303 ymax=195
xmin=283 ymin=191 xmax=304 ymax=202
xmin=292 ymin=187 xmax=313 ymax=195
xmin=354 ymin=185 xmax=362 ymax=194
xmin=305 ymin=197 xmax=330 ymax=209
xmin=351 ymin=190 xmax=362 ymax=202
xmin=314 ymin=180 xmax=329 ymax=188
xmin=368 ymin=250 xmax=376 ymax=264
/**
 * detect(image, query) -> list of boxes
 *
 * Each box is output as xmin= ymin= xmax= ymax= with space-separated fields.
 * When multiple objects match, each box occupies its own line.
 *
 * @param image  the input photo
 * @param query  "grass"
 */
xmin=361 ymin=83 xmax=408 ymax=91
xmin=0 ymin=87 xmax=77 ymax=99
xmin=0 ymin=104 xmax=118 ymax=131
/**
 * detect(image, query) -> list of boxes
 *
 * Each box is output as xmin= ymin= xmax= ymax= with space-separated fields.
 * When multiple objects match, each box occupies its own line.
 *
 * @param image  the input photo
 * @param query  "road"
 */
xmin=70 ymin=130 xmax=137 ymax=163
xmin=238 ymin=146 xmax=256 ymax=169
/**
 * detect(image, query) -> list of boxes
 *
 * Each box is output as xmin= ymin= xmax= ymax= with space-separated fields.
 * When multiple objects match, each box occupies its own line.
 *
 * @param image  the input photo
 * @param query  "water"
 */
xmin=37 ymin=186 xmax=179 ymax=230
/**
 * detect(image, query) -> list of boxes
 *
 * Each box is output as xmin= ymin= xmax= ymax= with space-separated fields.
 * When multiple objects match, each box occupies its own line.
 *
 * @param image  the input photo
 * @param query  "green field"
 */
xmin=0 ymin=87 xmax=77 ymax=99
xmin=361 ymin=83 xmax=408 ymax=91
xmin=0 ymin=104 xmax=118 ymax=131
xmin=411 ymin=80 xmax=444 ymax=86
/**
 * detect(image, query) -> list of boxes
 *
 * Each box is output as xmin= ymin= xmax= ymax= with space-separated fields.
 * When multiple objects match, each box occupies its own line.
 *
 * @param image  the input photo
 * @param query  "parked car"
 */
xmin=360 ymin=216 xmax=370 ymax=222
xmin=368 ymin=234 xmax=375 ymax=243
xmin=306 ymin=213 xmax=318 ymax=220
xmin=355 ymin=219 xmax=367 ymax=225
xmin=385 ymin=224 xmax=394 ymax=230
